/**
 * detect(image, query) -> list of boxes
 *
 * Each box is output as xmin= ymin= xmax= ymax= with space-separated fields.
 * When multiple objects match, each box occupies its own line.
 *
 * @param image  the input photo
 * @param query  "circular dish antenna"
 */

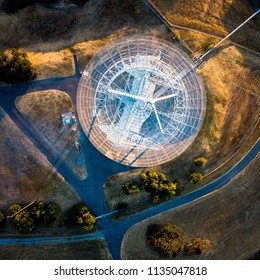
xmin=77 ymin=35 xmax=206 ymax=167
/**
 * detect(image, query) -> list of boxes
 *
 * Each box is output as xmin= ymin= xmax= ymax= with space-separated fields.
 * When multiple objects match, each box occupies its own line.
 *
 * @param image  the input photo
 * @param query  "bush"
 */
xmin=188 ymin=172 xmax=203 ymax=184
xmin=147 ymin=224 xmax=183 ymax=257
xmin=0 ymin=48 xmax=36 ymax=83
xmin=67 ymin=203 xmax=96 ymax=230
xmin=175 ymin=31 xmax=181 ymax=40
xmin=151 ymin=195 xmax=161 ymax=204
xmin=123 ymin=180 xmax=141 ymax=195
xmin=194 ymin=157 xmax=207 ymax=167
xmin=147 ymin=224 xmax=211 ymax=258
xmin=45 ymin=202 xmax=61 ymax=223
xmin=140 ymin=169 xmax=179 ymax=201
xmin=14 ymin=210 xmax=35 ymax=234
xmin=9 ymin=201 xmax=60 ymax=234
xmin=184 ymin=238 xmax=211 ymax=256
xmin=31 ymin=201 xmax=60 ymax=223
xmin=9 ymin=204 xmax=22 ymax=215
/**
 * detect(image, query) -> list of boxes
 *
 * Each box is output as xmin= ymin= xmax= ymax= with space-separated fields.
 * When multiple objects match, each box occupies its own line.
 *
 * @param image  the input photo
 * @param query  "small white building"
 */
xmin=61 ymin=112 xmax=76 ymax=125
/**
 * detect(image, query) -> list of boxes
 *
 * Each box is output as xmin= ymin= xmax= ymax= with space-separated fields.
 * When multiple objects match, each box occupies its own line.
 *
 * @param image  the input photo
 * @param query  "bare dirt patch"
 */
xmin=122 ymin=154 xmax=260 ymax=260
xmin=16 ymin=90 xmax=87 ymax=179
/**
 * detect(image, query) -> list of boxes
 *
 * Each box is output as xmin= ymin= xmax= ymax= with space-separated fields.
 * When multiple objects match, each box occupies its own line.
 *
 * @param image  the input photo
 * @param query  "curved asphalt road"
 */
xmin=0 ymin=70 xmax=259 ymax=259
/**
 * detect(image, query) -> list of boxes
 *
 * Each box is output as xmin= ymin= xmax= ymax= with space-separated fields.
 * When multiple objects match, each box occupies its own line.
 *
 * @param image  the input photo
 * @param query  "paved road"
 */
xmin=0 ymin=75 xmax=133 ymax=216
xmin=0 ymin=137 xmax=258 ymax=258
xmin=0 ymin=65 xmax=259 ymax=260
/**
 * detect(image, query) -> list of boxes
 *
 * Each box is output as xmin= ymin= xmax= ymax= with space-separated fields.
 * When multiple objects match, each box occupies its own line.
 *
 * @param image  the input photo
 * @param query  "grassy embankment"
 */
xmin=16 ymin=90 xmax=87 ymax=179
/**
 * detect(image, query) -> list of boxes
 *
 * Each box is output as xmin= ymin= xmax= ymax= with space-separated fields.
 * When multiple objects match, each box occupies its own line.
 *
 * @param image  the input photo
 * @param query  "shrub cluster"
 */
xmin=147 ymin=224 xmax=183 ymax=257
xmin=184 ymin=238 xmax=211 ymax=256
xmin=0 ymin=48 xmax=36 ymax=83
xmin=188 ymin=172 xmax=203 ymax=184
xmin=140 ymin=169 xmax=179 ymax=201
xmin=123 ymin=180 xmax=141 ymax=195
xmin=122 ymin=169 xmax=180 ymax=203
xmin=147 ymin=223 xmax=211 ymax=258
xmin=67 ymin=203 xmax=96 ymax=230
xmin=193 ymin=157 xmax=207 ymax=167
xmin=9 ymin=201 xmax=60 ymax=234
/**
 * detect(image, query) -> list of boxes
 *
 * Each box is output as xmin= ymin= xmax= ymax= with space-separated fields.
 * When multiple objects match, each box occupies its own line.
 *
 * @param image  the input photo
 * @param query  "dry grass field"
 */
xmin=0 ymin=239 xmax=112 ymax=260
xmin=0 ymin=0 xmax=172 ymax=78
xmin=26 ymin=49 xmax=75 ymax=80
xmin=0 ymin=105 xmax=112 ymax=259
xmin=150 ymin=0 xmax=260 ymax=51
xmin=0 ymin=106 xmax=81 ymax=217
xmin=121 ymin=154 xmax=260 ymax=260
xmin=16 ymin=90 xmax=87 ymax=179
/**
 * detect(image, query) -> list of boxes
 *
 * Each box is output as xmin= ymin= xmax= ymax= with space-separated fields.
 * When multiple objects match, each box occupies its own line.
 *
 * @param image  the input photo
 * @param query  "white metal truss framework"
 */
xmin=77 ymin=36 xmax=206 ymax=167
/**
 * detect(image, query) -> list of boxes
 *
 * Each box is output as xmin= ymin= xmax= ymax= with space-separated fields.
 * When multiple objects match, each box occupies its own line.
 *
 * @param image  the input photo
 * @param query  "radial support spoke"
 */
xmin=153 ymin=91 xmax=179 ymax=102
xmin=151 ymin=102 xmax=164 ymax=134
xmin=107 ymin=88 xmax=150 ymax=102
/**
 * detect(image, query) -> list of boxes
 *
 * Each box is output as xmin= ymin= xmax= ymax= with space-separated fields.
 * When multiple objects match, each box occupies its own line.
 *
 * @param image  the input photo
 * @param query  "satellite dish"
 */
xmin=77 ymin=35 xmax=206 ymax=167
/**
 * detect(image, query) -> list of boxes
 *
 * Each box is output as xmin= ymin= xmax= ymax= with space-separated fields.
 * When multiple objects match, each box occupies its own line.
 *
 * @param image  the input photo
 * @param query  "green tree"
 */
xmin=194 ymin=157 xmax=207 ymax=167
xmin=147 ymin=224 xmax=183 ymax=257
xmin=31 ymin=201 xmax=46 ymax=221
xmin=151 ymin=195 xmax=161 ymax=204
xmin=68 ymin=203 xmax=96 ymax=230
xmin=140 ymin=169 xmax=179 ymax=201
xmin=123 ymin=180 xmax=141 ymax=195
xmin=9 ymin=204 xmax=22 ymax=215
xmin=45 ymin=202 xmax=61 ymax=223
xmin=14 ymin=210 xmax=34 ymax=234
xmin=31 ymin=201 xmax=60 ymax=223
xmin=0 ymin=48 xmax=36 ymax=83
xmin=175 ymin=31 xmax=181 ymax=40
xmin=188 ymin=172 xmax=203 ymax=184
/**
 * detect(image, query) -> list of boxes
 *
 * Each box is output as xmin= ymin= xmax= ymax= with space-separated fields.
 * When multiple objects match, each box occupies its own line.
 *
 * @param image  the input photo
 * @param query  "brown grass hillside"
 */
xmin=150 ymin=0 xmax=260 ymax=51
